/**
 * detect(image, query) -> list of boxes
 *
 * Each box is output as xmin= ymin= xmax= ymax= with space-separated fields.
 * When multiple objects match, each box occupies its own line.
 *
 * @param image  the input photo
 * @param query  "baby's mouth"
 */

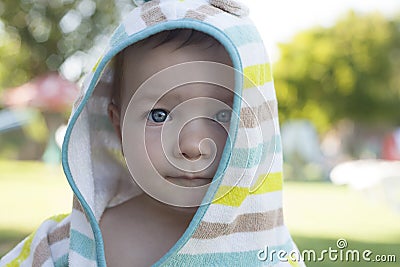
xmin=165 ymin=176 xmax=212 ymax=187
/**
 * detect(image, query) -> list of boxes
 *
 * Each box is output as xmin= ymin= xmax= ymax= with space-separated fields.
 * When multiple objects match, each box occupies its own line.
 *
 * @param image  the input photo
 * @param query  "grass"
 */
xmin=283 ymin=182 xmax=400 ymax=266
xmin=1 ymin=160 xmax=399 ymax=266
xmin=0 ymin=160 xmax=72 ymax=258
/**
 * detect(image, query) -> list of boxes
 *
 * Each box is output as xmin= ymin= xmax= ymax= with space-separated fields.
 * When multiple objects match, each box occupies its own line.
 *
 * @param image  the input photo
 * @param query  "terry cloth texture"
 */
xmin=0 ymin=0 xmax=305 ymax=266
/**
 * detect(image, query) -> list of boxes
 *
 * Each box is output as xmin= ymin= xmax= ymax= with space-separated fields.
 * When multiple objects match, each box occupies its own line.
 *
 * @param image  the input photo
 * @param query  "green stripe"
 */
xmin=213 ymin=172 xmax=282 ymax=207
xmin=243 ymin=63 xmax=273 ymax=89
xmin=5 ymin=234 xmax=34 ymax=267
xmin=49 ymin=213 xmax=69 ymax=223
xmin=225 ymin=25 xmax=262 ymax=47
xmin=70 ymin=230 xmax=96 ymax=261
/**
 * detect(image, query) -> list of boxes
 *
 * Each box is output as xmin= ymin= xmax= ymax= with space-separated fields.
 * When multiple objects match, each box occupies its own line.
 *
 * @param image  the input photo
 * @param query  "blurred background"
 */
xmin=0 ymin=1 xmax=400 ymax=266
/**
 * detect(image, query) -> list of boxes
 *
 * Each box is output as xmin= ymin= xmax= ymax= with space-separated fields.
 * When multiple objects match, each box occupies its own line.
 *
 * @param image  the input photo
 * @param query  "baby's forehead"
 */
xmin=137 ymin=83 xmax=234 ymax=105
xmin=116 ymin=29 xmax=234 ymax=112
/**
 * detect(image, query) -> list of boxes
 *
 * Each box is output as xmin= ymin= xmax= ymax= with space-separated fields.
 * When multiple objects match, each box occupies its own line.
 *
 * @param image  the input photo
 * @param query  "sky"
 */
xmin=245 ymin=0 xmax=400 ymax=61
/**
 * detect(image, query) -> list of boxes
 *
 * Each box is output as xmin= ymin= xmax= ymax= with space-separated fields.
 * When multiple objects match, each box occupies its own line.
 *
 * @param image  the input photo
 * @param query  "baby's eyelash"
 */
xmin=143 ymin=108 xmax=232 ymax=124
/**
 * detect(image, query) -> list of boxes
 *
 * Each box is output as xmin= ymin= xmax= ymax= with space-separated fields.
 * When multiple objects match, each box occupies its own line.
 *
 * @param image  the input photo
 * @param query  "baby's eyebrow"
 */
xmin=211 ymin=90 xmax=234 ymax=104
xmin=135 ymin=92 xmax=164 ymax=102
xmin=218 ymin=92 xmax=234 ymax=102
xmin=133 ymin=86 xmax=234 ymax=106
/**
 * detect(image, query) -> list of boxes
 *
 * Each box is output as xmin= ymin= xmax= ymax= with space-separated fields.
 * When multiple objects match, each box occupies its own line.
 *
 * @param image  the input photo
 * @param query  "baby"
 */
xmin=101 ymin=29 xmax=235 ymax=266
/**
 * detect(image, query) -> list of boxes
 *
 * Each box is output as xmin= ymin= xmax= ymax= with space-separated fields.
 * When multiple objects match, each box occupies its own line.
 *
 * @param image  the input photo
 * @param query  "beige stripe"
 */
xmin=184 ymin=10 xmax=206 ymax=21
xmin=32 ymin=238 xmax=51 ymax=267
xmin=141 ymin=2 xmax=167 ymax=27
xmin=192 ymin=208 xmax=283 ymax=239
xmin=32 ymin=223 xmax=70 ymax=266
xmin=209 ymin=0 xmax=248 ymax=16
xmin=48 ymin=223 xmax=71 ymax=245
xmin=196 ymin=4 xmax=223 ymax=16
xmin=72 ymin=195 xmax=93 ymax=223
xmin=73 ymin=195 xmax=84 ymax=213
xmin=184 ymin=4 xmax=222 ymax=21
xmin=239 ymin=100 xmax=278 ymax=128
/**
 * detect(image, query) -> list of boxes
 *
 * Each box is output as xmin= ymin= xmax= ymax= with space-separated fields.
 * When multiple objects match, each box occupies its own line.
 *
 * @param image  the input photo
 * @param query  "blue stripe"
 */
xmin=224 ymin=25 xmax=263 ymax=47
xmin=165 ymin=240 xmax=295 ymax=266
xmin=230 ymin=135 xmax=281 ymax=169
xmin=54 ymin=254 xmax=69 ymax=267
xmin=70 ymin=230 xmax=96 ymax=261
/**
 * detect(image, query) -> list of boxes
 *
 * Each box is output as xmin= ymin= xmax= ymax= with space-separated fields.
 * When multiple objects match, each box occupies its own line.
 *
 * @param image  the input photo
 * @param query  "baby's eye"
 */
xmin=147 ymin=108 xmax=170 ymax=123
xmin=215 ymin=109 xmax=232 ymax=123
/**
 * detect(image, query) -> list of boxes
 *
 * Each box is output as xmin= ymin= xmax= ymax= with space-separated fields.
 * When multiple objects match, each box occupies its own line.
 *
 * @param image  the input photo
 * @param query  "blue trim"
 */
xmin=62 ymin=19 xmax=243 ymax=267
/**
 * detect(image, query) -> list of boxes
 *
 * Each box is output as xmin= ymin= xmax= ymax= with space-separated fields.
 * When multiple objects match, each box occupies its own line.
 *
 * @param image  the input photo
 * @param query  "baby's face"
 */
xmin=111 ymin=36 xmax=234 ymax=206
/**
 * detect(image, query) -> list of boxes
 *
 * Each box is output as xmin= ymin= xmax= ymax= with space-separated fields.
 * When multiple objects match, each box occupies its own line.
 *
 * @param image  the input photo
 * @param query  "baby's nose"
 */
xmin=174 ymin=118 xmax=215 ymax=160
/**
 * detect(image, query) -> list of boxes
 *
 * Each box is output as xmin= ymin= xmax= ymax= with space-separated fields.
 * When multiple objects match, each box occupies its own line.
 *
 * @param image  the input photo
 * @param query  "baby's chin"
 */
xmin=165 ymin=177 xmax=212 ymax=187
xmin=141 ymin=192 xmax=201 ymax=214
xmin=167 ymin=205 xmax=199 ymax=214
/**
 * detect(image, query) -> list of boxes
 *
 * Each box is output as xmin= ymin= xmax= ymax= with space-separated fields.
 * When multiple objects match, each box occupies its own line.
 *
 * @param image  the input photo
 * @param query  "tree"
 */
xmin=0 ymin=0 xmax=136 ymax=160
xmin=274 ymin=11 xmax=400 ymax=133
xmin=0 ymin=0 xmax=136 ymax=90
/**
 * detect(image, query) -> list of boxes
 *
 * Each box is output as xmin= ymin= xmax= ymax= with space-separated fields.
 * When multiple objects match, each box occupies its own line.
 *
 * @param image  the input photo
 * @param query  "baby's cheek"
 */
xmin=212 ymin=124 xmax=229 ymax=151
xmin=144 ymin=127 xmax=164 ymax=166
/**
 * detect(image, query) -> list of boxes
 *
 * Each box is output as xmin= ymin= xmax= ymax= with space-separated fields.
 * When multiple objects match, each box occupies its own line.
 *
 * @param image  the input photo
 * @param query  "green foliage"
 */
xmin=274 ymin=11 xmax=400 ymax=133
xmin=0 ymin=0 xmax=135 ymax=90
xmin=0 ymin=1 xmax=137 ymax=159
xmin=0 ymin=1 xmax=138 ymax=159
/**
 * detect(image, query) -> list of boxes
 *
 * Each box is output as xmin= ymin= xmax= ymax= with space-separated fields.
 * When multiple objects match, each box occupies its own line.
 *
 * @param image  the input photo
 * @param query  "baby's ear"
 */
xmin=108 ymin=102 xmax=122 ymax=142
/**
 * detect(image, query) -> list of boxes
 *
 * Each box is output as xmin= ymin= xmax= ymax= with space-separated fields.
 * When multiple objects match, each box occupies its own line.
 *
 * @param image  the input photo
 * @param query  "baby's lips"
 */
xmin=166 ymin=172 xmax=212 ymax=179
xmin=165 ymin=176 xmax=213 ymax=187
xmin=173 ymin=176 xmax=211 ymax=180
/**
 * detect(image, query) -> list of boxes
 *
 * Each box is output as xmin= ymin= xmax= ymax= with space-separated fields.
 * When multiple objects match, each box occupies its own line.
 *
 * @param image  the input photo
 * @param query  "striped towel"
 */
xmin=0 ymin=0 xmax=305 ymax=266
